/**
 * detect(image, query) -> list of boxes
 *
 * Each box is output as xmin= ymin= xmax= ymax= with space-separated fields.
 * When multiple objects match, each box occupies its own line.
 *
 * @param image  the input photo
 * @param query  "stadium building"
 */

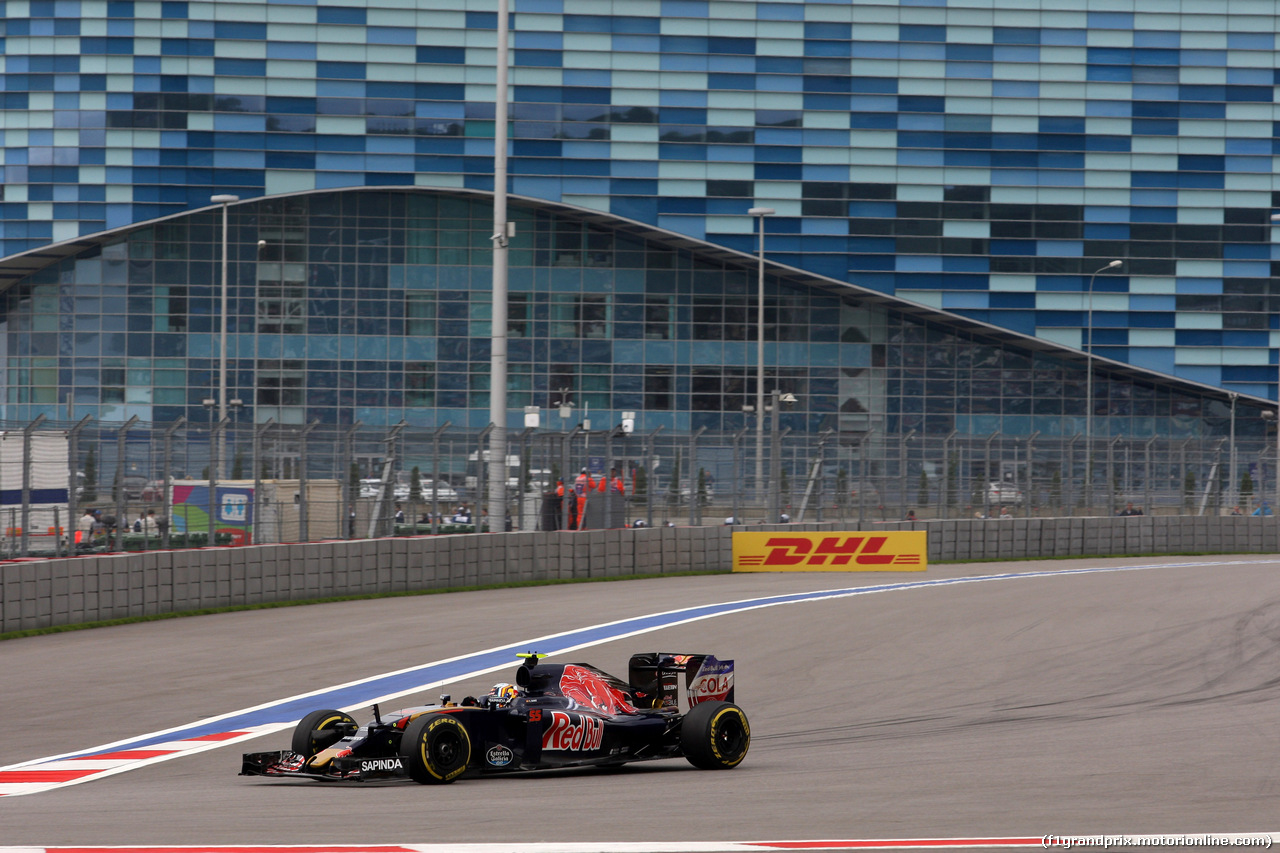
xmin=0 ymin=0 xmax=1274 ymax=456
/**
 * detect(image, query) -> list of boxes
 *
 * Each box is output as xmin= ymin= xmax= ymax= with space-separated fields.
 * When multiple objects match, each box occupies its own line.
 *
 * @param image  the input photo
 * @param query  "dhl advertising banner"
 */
xmin=732 ymin=531 xmax=927 ymax=572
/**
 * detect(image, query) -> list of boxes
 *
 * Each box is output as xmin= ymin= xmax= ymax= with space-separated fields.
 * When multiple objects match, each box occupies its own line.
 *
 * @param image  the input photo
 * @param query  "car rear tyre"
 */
xmin=401 ymin=714 xmax=472 ymax=784
xmin=680 ymin=701 xmax=750 ymax=770
xmin=291 ymin=709 xmax=357 ymax=757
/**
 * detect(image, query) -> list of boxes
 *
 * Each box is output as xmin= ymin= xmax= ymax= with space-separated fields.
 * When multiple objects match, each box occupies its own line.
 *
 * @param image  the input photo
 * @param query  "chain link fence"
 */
xmin=1 ymin=416 xmax=1274 ymax=558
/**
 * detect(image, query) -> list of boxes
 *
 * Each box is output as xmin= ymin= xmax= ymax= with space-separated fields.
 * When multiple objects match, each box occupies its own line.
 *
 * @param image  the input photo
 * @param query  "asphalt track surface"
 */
xmin=3 ymin=555 xmax=1280 ymax=847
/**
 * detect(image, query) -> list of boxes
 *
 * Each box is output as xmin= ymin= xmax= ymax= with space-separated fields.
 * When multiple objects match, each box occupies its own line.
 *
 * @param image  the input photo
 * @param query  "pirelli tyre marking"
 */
xmin=708 ymin=705 xmax=750 ymax=767
xmin=680 ymin=701 xmax=751 ymax=770
xmin=415 ymin=716 xmax=471 ymax=783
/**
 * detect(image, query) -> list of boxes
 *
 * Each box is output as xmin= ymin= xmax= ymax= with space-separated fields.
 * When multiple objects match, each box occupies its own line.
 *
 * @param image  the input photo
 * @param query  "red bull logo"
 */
xmin=541 ymin=711 xmax=604 ymax=752
xmin=732 ymin=531 xmax=927 ymax=572
xmin=559 ymin=664 xmax=638 ymax=716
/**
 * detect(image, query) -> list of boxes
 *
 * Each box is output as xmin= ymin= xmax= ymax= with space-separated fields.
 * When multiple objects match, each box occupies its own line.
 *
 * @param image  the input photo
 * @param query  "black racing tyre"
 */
xmin=291 ymin=709 xmax=357 ymax=758
xmin=400 ymin=713 xmax=472 ymax=784
xmin=680 ymin=701 xmax=750 ymax=770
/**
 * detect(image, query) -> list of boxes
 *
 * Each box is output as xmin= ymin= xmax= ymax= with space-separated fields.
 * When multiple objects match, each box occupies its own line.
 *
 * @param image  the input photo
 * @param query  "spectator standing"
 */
xmin=77 ymin=508 xmax=95 ymax=547
xmin=90 ymin=509 xmax=105 ymax=538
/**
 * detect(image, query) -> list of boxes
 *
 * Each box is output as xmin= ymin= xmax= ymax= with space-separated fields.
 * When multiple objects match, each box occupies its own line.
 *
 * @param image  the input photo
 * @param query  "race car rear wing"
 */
xmin=627 ymin=652 xmax=734 ymax=712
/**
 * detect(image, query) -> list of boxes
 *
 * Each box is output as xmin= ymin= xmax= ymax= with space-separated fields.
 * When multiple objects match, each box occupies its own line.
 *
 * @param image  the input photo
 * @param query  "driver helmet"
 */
xmin=488 ymin=682 xmax=520 ymax=704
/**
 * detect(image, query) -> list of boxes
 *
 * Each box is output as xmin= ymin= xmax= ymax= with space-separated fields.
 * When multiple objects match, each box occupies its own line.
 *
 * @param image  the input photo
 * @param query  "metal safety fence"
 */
xmin=0 ymin=415 xmax=1275 ymax=558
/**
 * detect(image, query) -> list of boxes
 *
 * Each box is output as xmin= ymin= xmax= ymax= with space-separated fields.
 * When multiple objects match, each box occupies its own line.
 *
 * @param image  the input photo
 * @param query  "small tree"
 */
xmin=632 ymin=464 xmax=647 ymax=497
xmin=349 ymin=462 xmax=361 ymax=497
xmin=946 ymin=453 xmax=958 ymax=511
xmin=231 ymin=450 xmax=245 ymax=481
xmin=697 ymin=467 xmax=710 ymax=506
xmin=409 ymin=465 xmax=422 ymax=501
xmin=83 ymin=447 xmax=98 ymax=502
xmin=1183 ymin=469 xmax=1196 ymax=510
xmin=917 ymin=470 xmax=930 ymax=507
xmin=1240 ymin=471 xmax=1254 ymax=504
xmin=667 ymin=448 xmax=682 ymax=505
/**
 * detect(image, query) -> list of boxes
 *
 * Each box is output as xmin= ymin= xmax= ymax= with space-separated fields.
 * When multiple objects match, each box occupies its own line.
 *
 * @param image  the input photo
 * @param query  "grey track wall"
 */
xmin=3 ymin=517 xmax=1277 ymax=634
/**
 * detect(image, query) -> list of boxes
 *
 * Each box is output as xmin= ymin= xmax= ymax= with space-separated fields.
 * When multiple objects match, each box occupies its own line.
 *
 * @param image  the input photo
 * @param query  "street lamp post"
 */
xmin=768 ymin=390 xmax=796 ymax=523
xmin=202 ymin=397 xmax=216 ymax=479
xmin=211 ymin=194 xmax=239 ymax=479
xmin=748 ymin=206 xmax=775 ymax=505
xmin=1228 ymin=391 xmax=1237 ymax=511
xmin=1084 ymin=259 xmax=1122 ymax=512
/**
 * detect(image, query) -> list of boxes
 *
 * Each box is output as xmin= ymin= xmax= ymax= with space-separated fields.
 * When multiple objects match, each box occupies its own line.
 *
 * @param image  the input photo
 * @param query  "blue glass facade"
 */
xmin=0 ymin=0 xmax=1274 ymax=438
xmin=0 ymin=188 xmax=1258 ymax=447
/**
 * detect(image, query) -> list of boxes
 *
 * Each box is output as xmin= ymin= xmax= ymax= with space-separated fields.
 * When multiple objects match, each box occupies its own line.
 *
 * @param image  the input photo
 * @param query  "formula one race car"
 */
xmin=240 ymin=652 xmax=749 ymax=784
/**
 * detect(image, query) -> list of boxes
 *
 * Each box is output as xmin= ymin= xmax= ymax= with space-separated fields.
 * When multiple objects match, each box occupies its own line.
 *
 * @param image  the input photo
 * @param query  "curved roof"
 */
xmin=0 ymin=185 xmax=1259 ymax=411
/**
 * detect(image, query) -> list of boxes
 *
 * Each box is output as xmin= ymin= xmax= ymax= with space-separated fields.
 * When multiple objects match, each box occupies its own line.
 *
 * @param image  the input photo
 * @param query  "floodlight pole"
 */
xmin=211 ymin=194 xmax=239 ymax=479
xmin=487 ymin=0 xmax=512 ymax=533
xmin=1085 ymin=259 xmax=1122 ymax=513
xmin=749 ymin=206 xmax=775 ymax=502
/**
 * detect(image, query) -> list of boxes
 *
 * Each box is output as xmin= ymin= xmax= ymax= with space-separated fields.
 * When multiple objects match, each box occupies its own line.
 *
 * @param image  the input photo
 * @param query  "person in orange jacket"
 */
xmin=573 ymin=467 xmax=595 ymax=529
xmin=596 ymin=467 xmax=624 ymax=495
xmin=594 ymin=467 xmax=626 ymax=528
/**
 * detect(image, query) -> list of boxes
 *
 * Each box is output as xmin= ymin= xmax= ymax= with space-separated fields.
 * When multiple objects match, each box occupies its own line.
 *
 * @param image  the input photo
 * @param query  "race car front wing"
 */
xmin=240 ymin=750 xmax=409 ymax=782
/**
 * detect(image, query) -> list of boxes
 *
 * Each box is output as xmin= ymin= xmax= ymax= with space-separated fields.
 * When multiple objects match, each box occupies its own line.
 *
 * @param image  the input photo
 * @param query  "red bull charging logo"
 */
xmin=558 ymin=664 xmax=638 ymax=716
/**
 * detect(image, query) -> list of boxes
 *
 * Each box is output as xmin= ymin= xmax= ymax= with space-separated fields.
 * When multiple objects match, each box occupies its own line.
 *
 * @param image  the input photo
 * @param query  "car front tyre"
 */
xmin=680 ymin=701 xmax=750 ymax=770
xmin=401 ymin=714 xmax=472 ymax=784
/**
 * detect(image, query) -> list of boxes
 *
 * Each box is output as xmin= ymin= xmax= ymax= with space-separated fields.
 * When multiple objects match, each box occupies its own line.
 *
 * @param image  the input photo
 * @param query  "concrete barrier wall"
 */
xmin=2 ymin=517 xmax=1275 ymax=634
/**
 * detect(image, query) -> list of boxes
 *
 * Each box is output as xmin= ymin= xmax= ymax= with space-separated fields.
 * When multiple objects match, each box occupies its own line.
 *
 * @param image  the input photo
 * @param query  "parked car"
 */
xmin=413 ymin=479 xmax=460 ymax=503
xmin=140 ymin=480 xmax=166 ymax=503
xmin=362 ymin=477 xmax=460 ymax=504
xmin=986 ymin=481 xmax=1024 ymax=506
xmin=120 ymin=474 xmax=149 ymax=500
xmin=677 ymin=484 xmax=715 ymax=504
